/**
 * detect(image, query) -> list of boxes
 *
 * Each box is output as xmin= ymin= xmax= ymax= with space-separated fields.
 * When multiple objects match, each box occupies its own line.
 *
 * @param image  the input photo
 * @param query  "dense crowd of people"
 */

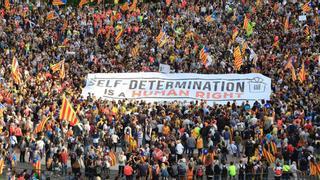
xmin=0 ymin=0 xmax=319 ymax=179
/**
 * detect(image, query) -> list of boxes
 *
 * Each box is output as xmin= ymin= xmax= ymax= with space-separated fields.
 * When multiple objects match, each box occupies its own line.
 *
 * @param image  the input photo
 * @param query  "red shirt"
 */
xmin=60 ymin=152 xmax=68 ymax=164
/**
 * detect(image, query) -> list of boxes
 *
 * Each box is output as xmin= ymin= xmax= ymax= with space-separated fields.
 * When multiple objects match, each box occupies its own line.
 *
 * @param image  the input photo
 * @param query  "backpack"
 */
xmin=222 ymin=165 xmax=228 ymax=176
xmin=239 ymin=164 xmax=245 ymax=175
xmin=178 ymin=164 xmax=187 ymax=175
xmin=197 ymin=166 xmax=203 ymax=177
xmin=152 ymin=165 xmax=160 ymax=176
xmin=169 ymin=164 xmax=179 ymax=177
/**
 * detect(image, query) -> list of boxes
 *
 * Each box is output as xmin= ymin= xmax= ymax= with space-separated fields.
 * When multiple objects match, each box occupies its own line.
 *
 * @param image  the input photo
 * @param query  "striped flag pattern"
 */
xmin=233 ymin=46 xmax=243 ymax=70
xmin=199 ymin=47 xmax=208 ymax=65
xmin=59 ymin=61 xmax=65 ymax=79
xmin=284 ymin=60 xmax=297 ymax=81
xmin=298 ymin=63 xmax=306 ymax=83
xmin=302 ymin=1 xmax=312 ymax=13
xmin=284 ymin=16 xmax=289 ymax=32
xmin=0 ymin=159 xmax=4 ymax=175
xmin=50 ymin=60 xmax=63 ymax=73
xmin=115 ymin=27 xmax=124 ymax=43
xmin=109 ymin=151 xmax=117 ymax=166
xmin=156 ymin=30 xmax=165 ymax=43
xmin=232 ymin=28 xmax=238 ymax=42
xmin=12 ymin=57 xmax=21 ymax=84
xmin=156 ymin=30 xmax=169 ymax=47
xmin=34 ymin=117 xmax=49 ymax=134
xmin=59 ymin=95 xmax=79 ymax=126
xmin=304 ymin=25 xmax=310 ymax=36
xmin=131 ymin=45 xmax=139 ymax=58
xmin=270 ymin=141 xmax=277 ymax=154
xmin=241 ymin=42 xmax=248 ymax=56
xmin=262 ymin=148 xmax=275 ymax=164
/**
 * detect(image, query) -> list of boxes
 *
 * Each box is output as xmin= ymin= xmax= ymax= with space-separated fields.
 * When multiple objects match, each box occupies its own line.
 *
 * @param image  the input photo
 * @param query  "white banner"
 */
xmin=81 ymin=73 xmax=272 ymax=105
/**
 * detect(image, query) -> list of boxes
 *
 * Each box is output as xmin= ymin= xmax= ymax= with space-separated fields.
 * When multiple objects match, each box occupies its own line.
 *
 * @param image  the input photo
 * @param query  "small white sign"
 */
xmin=159 ymin=64 xmax=170 ymax=74
xmin=299 ymin=15 xmax=307 ymax=21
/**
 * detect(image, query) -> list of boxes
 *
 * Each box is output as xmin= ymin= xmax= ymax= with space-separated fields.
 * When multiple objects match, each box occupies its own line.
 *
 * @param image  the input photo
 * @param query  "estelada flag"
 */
xmin=59 ymin=95 xmax=79 ymax=126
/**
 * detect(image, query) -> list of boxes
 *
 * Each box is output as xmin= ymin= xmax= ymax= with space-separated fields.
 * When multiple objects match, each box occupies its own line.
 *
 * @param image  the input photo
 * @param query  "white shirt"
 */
xmin=111 ymin=134 xmax=119 ymax=144
xmin=176 ymin=143 xmax=184 ymax=155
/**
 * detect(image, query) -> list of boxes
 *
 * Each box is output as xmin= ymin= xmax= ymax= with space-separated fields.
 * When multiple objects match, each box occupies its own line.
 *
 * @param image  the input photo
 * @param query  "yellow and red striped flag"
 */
xmin=59 ymin=95 xmax=79 ymax=126
xmin=156 ymin=30 xmax=165 ymax=44
xmin=79 ymin=0 xmax=88 ymax=8
xmin=284 ymin=16 xmax=289 ymax=32
xmin=232 ymin=28 xmax=238 ymax=42
xmin=12 ymin=57 xmax=21 ymax=84
xmin=59 ymin=61 xmax=65 ymax=79
xmin=115 ymin=27 xmax=124 ymax=43
xmin=0 ymin=159 xmax=4 ymax=175
xmin=50 ymin=60 xmax=63 ymax=73
xmin=302 ymin=1 xmax=312 ymax=13
xmin=262 ymin=148 xmax=275 ymax=164
xmin=304 ymin=25 xmax=310 ymax=36
xmin=284 ymin=59 xmax=297 ymax=81
xmin=243 ymin=15 xmax=249 ymax=30
xmin=131 ymin=45 xmax=139 ymax=58
xmin=47 ymin=11 xmax=56 ymax=20
xmin=298 ymin=63 xmax=306 ymax=83
xmin=199 ymin=47 xmax=208 ymax=65
xmin=34 ymin=116 xmax=49 ymax=134
xmin=233 ymin=46 xmax=243 ymax=70
xmin=4 ymin=0 xmax=10 ymax=10
xmin=109 ymin=151 xmax=117 ymax=166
